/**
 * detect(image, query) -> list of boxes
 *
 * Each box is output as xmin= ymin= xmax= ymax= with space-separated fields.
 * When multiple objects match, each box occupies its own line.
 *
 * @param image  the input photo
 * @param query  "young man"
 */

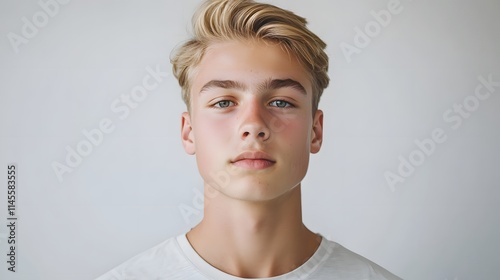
xmin=97 ymin=0 xmax=401 ymax=279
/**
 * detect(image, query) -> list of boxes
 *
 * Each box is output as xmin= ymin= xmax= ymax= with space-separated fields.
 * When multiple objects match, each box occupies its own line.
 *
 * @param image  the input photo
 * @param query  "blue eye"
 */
xmin=269 ymin=100 xmax=292 ymax=108
xmin=214 ymin=100 xmax=234 ymax=108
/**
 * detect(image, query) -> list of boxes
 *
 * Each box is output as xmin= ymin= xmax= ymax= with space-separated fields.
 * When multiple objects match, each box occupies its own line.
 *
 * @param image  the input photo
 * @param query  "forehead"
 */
xmin=190 ymin=39 xmax=312 ymax=96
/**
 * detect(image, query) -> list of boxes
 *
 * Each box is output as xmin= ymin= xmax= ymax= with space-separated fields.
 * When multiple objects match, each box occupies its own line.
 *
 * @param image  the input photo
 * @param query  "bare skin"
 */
xmin=181 ymin=39 xmax=324 ymax=278
xmin=187 ymin=185 xmax=321 ymax=277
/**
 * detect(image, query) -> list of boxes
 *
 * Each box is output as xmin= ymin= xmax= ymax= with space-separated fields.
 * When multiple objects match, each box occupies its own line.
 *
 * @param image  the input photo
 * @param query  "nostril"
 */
xmin=242 ymin=131 xmax=266 ymax=138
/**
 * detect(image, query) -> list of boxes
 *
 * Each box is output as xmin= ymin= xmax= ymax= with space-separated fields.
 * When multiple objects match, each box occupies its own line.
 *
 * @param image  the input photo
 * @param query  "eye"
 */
xmin=213 ymin=100 xmax=234 ymax=108
xmin=269 ymin=100 xmax=293 ymax=108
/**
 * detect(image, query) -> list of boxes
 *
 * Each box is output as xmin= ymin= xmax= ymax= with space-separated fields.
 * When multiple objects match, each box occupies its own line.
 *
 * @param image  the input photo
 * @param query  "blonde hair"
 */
xmin=171 ymin=0 xmax=329 ymax=113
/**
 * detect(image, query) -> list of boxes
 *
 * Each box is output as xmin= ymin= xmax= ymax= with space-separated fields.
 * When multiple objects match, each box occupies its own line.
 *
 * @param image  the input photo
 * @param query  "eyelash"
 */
xmin=212 ymin=99 xmax=294 ymax=109
xmin=212 ymin=100 xmax=235 ymax=108
xmin=269 ymin=100 xmax=294 ymax=108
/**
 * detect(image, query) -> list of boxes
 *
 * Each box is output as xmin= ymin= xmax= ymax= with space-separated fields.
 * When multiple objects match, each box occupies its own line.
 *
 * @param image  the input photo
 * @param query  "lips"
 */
xmin=231 ymin=151 xmax=276 ymax=170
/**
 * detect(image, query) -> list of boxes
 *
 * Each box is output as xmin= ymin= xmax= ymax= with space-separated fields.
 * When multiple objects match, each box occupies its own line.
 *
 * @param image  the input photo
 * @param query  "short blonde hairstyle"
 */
xmin=171 ymin=0 xmax=329 ymax=113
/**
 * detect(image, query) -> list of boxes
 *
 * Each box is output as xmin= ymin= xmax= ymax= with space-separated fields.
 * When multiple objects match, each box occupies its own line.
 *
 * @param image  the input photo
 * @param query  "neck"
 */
xmin=186 ymin=183 xmax=321 ymax=278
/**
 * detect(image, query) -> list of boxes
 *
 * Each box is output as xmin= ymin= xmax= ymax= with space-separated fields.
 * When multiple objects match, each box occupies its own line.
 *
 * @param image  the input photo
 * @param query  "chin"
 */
xmin=224 ymin=180 xmax=296 ymax=202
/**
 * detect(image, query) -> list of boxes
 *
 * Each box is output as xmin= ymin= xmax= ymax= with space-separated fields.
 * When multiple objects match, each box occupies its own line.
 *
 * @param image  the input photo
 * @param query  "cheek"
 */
xmin=193 ymin=115 xmax=238 ymax=187
xmin=274 ymin=116 xmax=311 ymax=143
xmin=194 ymin=115 xmax=233 ymax=160
xmin=275 ymin=117 xmax=312 ymax=171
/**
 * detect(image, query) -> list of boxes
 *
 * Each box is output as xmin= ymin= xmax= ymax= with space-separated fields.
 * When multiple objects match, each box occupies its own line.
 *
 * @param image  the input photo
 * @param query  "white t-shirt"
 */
xmin=96 ymin=233 xmax=401 ymax=280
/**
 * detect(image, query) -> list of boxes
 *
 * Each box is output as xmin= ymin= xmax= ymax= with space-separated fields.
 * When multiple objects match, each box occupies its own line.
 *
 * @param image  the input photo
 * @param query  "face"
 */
xmin=181 ymin=39 xmax=323 ymax=202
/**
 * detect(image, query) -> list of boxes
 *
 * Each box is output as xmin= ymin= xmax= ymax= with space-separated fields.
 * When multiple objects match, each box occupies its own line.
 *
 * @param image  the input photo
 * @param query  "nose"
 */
xmin=238 ymin=101 xmax=271 ymax=142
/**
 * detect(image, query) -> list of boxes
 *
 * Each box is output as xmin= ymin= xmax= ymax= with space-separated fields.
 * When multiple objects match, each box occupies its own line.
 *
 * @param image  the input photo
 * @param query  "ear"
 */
xmin=181 ymin=112 xmax=196 ymax=155
xmin=310 ymin=109 xmax=323 ymax=154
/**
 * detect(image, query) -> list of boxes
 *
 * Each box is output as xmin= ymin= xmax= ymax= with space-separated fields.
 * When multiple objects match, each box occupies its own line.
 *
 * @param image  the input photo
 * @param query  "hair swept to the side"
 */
xmin=171 ymin=0 xmax=330 ymax=113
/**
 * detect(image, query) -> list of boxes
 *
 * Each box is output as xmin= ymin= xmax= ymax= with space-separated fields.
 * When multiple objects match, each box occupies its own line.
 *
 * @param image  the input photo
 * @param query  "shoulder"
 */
xmin=313 ymin=238 xmax=402 ymax=280
xmin=95 ymin=235 xmax=198 ymax=280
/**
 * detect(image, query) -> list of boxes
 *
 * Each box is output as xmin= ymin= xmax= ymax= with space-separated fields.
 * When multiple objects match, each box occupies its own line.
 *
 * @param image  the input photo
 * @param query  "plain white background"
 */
xmin=1 ymin=0 xmax=499 ymax=279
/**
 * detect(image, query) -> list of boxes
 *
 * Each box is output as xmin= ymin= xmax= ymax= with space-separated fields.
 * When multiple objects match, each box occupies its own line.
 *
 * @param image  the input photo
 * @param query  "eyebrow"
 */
xmin=261 ymin=78 xmax=307 ymax=95
xmin=199 ymin=78 xmax=307 ymax=95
